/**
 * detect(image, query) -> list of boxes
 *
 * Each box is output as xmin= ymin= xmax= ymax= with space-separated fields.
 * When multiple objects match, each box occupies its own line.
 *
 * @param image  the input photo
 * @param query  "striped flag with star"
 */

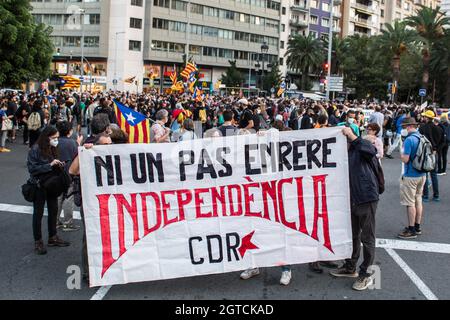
xmin=181 ymin=61 xmax=198 ymax=79
xmin=113 ymin=100 xmax=150 ymax=143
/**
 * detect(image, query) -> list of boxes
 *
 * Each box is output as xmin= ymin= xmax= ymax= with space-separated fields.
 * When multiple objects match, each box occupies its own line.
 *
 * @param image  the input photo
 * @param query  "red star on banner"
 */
xmin=238 ymin=231 xmax=259 ymax=258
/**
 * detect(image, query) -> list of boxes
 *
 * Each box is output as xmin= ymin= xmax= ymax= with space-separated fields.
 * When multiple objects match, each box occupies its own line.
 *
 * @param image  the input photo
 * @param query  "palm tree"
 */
xmin=405 ymin=5 xmax=450 ymax=91
xmin=321 ymin=35 xmax=348 ymax=76
xmin=285 ymin=34 xmax=324 ymax=90
xmin=376 ymin=21 xmax=417 ymax=101
xmin=431 ymin=29 xmax=450 ymax=105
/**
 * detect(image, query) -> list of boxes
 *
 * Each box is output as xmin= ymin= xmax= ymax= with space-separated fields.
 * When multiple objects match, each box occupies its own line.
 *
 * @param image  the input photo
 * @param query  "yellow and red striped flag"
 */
xmin=180 ymin=62 xmax=198 ymax=79
xmin=113 ymin=100 xmax=150 ymax=144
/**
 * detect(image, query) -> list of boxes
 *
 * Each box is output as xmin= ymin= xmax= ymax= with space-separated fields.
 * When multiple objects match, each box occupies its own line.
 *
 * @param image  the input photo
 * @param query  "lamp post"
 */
xmin=79 ymin=9 xmax=85 ymax=94
xmin=260 ymin=42 xmax=269 ymax=93
xmin=326 ymin=0 xmax=334 ymax=101
xmin=114 ymin=31 xmax=126 ymax=91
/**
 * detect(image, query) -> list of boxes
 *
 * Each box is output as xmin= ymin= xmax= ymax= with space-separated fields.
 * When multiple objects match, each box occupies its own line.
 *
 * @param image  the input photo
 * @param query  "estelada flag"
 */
xmin=170 ymin=70 xmax=177 ymax=84
xmin=180 ymin=62 xmax=198 ymax=79
xmin=124 ymin=76 xmax=136 ymax=84
xmin=192 ymin=87 xmax=203 ymax=102
xmin=113 ymin=100 xmax=150 ymax=143
xmin=60 ymin=76 xmax=80 ymax=89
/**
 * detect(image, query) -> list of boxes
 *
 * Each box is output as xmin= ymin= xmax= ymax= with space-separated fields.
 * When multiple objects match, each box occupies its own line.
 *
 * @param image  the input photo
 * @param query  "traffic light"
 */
xmin=323 ymin=63 xmax=329 ymax=72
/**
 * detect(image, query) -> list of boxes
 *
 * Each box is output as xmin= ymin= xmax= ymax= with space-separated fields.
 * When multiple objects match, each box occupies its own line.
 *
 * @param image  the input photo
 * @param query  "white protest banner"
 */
xmin=80 ymin=127 xmax=352 ymax=287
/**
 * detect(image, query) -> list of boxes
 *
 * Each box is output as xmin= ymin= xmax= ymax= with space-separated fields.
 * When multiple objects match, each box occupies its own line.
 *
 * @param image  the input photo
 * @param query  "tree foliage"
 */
xmin=221 ymin=60 xmax=245 ymax=87
xmin=0 ymin=0 xmax=54 ymax=87
xmin=263 ymin=61 xmax=282 ymax=91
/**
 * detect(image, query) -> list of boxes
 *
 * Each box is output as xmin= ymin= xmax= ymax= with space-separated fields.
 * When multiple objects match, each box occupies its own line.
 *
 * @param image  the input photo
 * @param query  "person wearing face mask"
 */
xmin=27 ymin=126 xmax=70 ymax=255
xmin=338 ymin=110 xmax=360 ymax=136
xmin=385 ymin=109 xmax=407 ymax=159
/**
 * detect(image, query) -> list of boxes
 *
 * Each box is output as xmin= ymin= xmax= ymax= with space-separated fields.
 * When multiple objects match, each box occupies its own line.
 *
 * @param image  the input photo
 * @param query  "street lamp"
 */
xmin=114 ymin=31 xmax=126 ymax=91
xmin=260 ymin=42 xmax=269 ymax=92
xmin=326 ymin=0 xmax=334 ymax=101
xmin=79 ymin=9 xmax=85 ymax=93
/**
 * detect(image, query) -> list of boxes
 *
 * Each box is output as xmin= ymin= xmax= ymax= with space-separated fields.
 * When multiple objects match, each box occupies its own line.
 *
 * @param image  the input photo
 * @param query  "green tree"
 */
xmin=405 ymin=5 xmax=450 ymax=92
xmin=285 ymin=34 xmax=324 ymax=90
xmin=376 ymin=21 xmax=417 ymax=101
xmin=0 ymin=0 xmax=54 ymax=87
xmin=321 ymin=34 xmax=348 ymax=75
xmin=397 ymin=50 xmax=422 ymax=102
xmin=221 ymin=60 xmax=244 ymax=87
xmin=263 ymin=61 xmax=282 ymax=92
xmin=341 ymin=35 xmax=391 ymax=99
xmin=430 ymin=29 xmax=450 ymax=105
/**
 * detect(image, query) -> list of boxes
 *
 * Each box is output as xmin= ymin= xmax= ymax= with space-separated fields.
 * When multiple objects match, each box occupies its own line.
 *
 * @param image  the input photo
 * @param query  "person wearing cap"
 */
xmin=397 ymin=117 xmax=427 ymax=239
xmin=418 ymin=109 xmax=442 ymax=202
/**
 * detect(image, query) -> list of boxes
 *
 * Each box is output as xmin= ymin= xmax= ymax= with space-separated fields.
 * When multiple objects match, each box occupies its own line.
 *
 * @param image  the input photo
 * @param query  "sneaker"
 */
xmin=0 ymin=148 xmax=11 ymax=153
xmin=330 ymin=266 xmax=358 ymax=278
xmin=34 ymin=240 xmax=47 ymax=255
xmin=309 ymin=262 xmax=323 ymax=274
xmin=385 ymin=154 xmax=394 ymax=159
xmin=62 ymin=224 xmax=81 ymax=232
xmin=48 ymin=235 xmax=70 ymax=247
xmin=433 ymin=197 xmax=440 ymax=202
xmin=240 ymin=268 xmax=260 ymax=280
xmin=422 ymin=197 xmax=429 ymax=203
xmin=397 ymin=228 xmax=417 ymax=240
xmin=280 ymin=270 xmax=292 ymax=286
xmin=415 ymin=228 xmax=422 ymax=235
xmin=352 ymin=276 xmax=374 ymax=291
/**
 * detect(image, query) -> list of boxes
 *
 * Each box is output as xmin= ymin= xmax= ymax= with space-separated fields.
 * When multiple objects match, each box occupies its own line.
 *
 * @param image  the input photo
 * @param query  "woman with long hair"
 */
xmin=27 ymin=126 xmax=70 ymax=255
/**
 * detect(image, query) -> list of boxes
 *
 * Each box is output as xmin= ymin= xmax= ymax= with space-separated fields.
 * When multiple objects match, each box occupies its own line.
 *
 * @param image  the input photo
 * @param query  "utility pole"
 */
xmin=185 ymin=0 xmax=191 ymax=67
xmin=326 ymin=0 xmax=334 ymax=101
xmin=114 ymin=31 xmax=126 ymax=91
xmin=79 ymin=8 xmax=85 ymax=94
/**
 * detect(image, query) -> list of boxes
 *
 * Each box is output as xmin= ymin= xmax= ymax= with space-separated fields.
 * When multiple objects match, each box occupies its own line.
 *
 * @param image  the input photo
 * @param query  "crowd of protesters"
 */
xmin=1 ymin=88 xmax=449 ymax=291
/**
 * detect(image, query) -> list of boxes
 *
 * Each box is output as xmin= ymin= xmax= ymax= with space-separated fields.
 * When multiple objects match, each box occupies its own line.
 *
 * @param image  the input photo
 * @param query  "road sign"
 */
xmin=419 ymin=89 xmax=426 ymax=97
xmin=270 ymin=87 xmax=275 ymax=93
xmin=327 ymin=76 xmax=344 ymax=92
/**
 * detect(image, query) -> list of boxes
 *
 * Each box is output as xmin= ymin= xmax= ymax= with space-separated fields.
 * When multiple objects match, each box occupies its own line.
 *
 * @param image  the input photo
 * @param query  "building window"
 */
xmin=152 ymin=18 xmax=169 ymax=29
xmin=309 ymin=31 xmax=318 ymax=38
xmin=280 ymin=40 xmax=284 ymax=49
xmin=151 ymin=40 xmax=167 ymax=51
xmin=281 ymin=24 xmax=285 ymax=32
xmin=322 ymin=3 xmax=330 ymax=12
xmin=63 ymin=36 xmax=81 ymax=47
xmin=282 ymin=7 xmax=286 ymax=15
xmin=153 ymin=0 xmax=169 ymax=8
xmin=322 ymin=18 xmax=329 ymax=27
xmin=279 ymin=57 xmax=284 ymax=66
xmin=129 ymin=40 xmax=141 ymax=51
xmin=190 ymin=3 xmax=204 ymax=14
xmin=84 ymin=36 xmax=99 ymax=47
xmin=130 ymin=18 xmax=142 ymax=29
xmin=170 ymin=21 xmax=187 ymax=32
xmin=381 ymin=9 xmax=384 ymax=17
xmin=171 ymin=0 xmax=187 ymax=11
xmin=190 ymin=24 xmax=203 ymax=35
xmin=310 ymin=15 xmax=318 ymax=25
xmin=168 ymin=42 xmax=185 ymax=53
xmin=310 ymin=0 xmax=318 ymax=9
xmin=88 ymin=14 xmax=100 ymax=25
xmin=189 ymin=45 xmax=201 ymax=55
xmin=131 ymin=0 xmax=143 ymax=6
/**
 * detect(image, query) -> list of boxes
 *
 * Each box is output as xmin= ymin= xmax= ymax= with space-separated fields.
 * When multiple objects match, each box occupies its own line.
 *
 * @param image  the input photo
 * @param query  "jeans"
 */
xmin=438 ymin=143 xmax=449 ymax=173
xmin=57 ymin=189 xmax=74 ymax=226
xmin=423 ymin=167 xmax=439 ymax=198
xmin=345 ymin=201 xmax=378 ymax=278
xmin=32 ymin=188 xmax=58 ymax=241
xmin=1 ymin=130 xmax=7 ymax=148
xmin=386 ymin=133 xmax=402 ymax=156
xmin=22 ymin=122 xmax=29 ymax=143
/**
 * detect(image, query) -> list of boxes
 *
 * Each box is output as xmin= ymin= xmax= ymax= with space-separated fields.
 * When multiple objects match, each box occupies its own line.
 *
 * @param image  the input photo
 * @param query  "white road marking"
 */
xmin=0 ymin=203 xmax=81 ymax=220
xmin=384 ymin=248 xmax=438 ymax=300
xmin=90 ymin=285 xmax=112 ymax=300
xmin=377 ymin=238 xmax=450 ymax=254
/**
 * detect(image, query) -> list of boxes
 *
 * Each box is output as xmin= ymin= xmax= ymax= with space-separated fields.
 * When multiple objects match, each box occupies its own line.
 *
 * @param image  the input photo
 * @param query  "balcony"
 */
xmin=291 ymin=3 xmax=309 ymax=12
xmin=333 ymin=10 xmax=342 ymax=18
xmin=333 ymin=26 xmax=341 ymax=33
xmin=354 ymin=16 xmax=370 ymax=27
xmin=352 ymin=2 xmax=375 ymax=14
xmin=289 ymin=19 xmax=308 ymax=28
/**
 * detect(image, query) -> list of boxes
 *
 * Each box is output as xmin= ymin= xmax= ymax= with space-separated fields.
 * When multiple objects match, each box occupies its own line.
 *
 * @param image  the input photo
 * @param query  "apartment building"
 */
xmin=279 ymin=0 xmax=342 ymax=78
xmin=30 ymin=0 xmax=282 ymax=92
xmin=341 ymin=0 xmax=381 ymax=36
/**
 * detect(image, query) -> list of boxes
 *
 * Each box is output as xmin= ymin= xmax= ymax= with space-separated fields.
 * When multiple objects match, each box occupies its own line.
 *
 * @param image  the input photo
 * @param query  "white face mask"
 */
xmin=49 ymin=138 xmax=59 ymax=147
xmin=348 ymin=118 xmax=355 ymax=124
xmin=401 ymin=129 xmax=408 ymax=137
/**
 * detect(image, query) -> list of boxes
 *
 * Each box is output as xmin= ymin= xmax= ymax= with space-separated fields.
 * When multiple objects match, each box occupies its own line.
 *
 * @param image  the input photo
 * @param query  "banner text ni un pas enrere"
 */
xmin=79 ymin=127 xmax=352 ymax=287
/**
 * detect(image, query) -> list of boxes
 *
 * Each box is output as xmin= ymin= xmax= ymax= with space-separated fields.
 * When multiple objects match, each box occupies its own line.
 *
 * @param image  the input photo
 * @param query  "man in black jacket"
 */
xmin=330 ymin=127 xmax=380 ymax=291
xmin=419 ymin=110 xmax=442 ymax=201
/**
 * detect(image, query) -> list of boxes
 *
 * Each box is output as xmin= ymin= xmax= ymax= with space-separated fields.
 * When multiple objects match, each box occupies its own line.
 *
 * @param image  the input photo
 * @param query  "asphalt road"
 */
xmin=1 ymin=132 xmax=449 ymax=300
